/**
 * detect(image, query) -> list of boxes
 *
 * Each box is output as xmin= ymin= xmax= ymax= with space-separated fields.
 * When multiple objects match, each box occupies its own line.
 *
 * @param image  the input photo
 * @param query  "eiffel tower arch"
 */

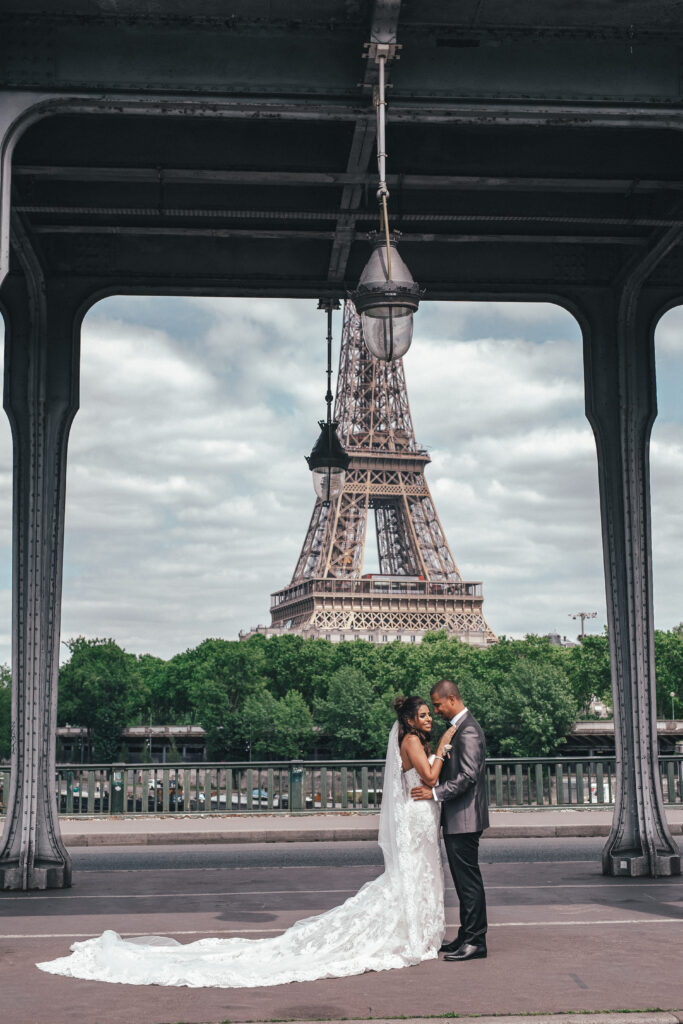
xmin=262 ymin=302 xmax=495 ymax=646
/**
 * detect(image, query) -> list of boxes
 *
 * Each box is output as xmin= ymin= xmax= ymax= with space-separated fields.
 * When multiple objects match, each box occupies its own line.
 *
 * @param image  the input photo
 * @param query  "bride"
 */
xmin=37 ymin=696 xmax=456 ymax=988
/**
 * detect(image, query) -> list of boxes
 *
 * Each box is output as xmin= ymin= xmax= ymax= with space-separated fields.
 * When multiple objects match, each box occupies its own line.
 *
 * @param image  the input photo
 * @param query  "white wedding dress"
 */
xmin=37 ymin=724 xmax=445 ymax=987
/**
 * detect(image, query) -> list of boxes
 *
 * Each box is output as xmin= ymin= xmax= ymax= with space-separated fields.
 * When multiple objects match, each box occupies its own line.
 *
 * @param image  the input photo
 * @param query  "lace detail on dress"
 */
xmin=37 ymin=727 xmax=445 ymax=988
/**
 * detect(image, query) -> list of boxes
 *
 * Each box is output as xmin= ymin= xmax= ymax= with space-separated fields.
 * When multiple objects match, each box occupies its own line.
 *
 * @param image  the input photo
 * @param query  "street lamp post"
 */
xmin=306 ymin=300 xmax=349 ymax=505
xmin=351 ymin=43 xmax=422 ymax=361
xmin=570 ymin=610 xmax=597 ymax=639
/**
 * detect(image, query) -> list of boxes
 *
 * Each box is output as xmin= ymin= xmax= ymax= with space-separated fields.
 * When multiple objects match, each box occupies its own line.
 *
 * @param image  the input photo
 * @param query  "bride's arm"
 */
xmin=402 ymin=728 xmax=456 ymax=786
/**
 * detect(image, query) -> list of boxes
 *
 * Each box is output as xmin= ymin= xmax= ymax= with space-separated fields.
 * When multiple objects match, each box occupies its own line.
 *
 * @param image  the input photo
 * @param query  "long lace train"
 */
xmin=37 ymin=728 xmax=445 ymax=987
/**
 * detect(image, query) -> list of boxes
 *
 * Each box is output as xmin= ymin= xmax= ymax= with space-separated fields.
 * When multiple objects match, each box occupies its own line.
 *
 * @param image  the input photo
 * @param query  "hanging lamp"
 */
xmin=351 ymin=43 xmax=421 ymax=361
xmin=305 ymin=299 xmax=349 ymax=505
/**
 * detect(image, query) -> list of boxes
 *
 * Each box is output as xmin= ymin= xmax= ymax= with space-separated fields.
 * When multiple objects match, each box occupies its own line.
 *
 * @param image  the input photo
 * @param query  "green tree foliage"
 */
xmin=58 ymin=638 xmax=137 ymax=762
xmin=184 ymin=638 xmax=267 ymax=759
xmin=51 ymin=619 xmax=683 ymax=763
xmin=314 ymin=665 xmax=395 ymax=758
xmin=654 ymin=627 xmax=683 ymax=718
xmin=241 ymin=689 xmax=315 ymax=759
xmin=481 ymin=658 xmax=579 ymax=756
xmin=565 ymin=631 xmax=611 ymax=713
xmin=0 ymin=664 xmax=11 ymax=761
xmin=254 ymin=633 xmax=334 ymax=705
xmin=133 ymin=653 xmax=177 ymax=725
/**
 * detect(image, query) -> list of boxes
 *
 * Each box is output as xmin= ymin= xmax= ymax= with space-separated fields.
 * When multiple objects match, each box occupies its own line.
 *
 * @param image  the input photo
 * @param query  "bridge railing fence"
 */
xmin=0 ymin=755 xmax=681 ymax=816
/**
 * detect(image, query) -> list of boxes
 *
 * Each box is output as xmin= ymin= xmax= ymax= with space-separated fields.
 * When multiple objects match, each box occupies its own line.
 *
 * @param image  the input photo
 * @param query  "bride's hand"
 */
xmin=437 ymin=725 xmax=456 ymax=752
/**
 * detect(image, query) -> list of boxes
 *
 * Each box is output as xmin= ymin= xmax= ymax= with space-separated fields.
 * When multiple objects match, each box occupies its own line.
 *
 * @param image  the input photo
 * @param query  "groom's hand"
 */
xmin=411 ymin=785 xmax=434 ymax=801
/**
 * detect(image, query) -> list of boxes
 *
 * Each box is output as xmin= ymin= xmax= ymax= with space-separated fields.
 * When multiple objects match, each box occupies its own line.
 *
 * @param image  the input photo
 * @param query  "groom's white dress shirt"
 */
xmin=432 ymin=707 xmax=469 ymax=801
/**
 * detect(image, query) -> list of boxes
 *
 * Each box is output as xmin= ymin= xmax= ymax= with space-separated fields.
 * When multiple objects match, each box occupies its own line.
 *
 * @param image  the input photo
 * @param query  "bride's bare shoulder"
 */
xmin=400 ymin=733 xmax=422 ymax=767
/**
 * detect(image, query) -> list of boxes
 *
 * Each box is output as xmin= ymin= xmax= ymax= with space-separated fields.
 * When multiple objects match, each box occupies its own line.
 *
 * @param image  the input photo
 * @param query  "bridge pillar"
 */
xmin=0 ymin=243 xmax=81 ymax=888
xmin=581 ymin=280 xmax=680 ymax=877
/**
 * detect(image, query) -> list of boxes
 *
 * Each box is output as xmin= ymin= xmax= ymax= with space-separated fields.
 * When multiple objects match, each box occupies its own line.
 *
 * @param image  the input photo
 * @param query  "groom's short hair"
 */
xmin=430 ymin=679 xmax=462 ymax=701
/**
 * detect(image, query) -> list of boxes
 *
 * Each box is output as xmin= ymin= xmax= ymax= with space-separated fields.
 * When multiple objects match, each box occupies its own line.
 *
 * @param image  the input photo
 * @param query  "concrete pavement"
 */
xmin=1 ymin=851 xmax=681 ymax=1024
xmin=54 ymin=805 xmax=683 ymax=846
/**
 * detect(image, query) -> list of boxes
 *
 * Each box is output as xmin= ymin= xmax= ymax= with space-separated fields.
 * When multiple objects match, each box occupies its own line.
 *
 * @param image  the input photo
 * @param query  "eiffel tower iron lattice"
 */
xmin=265 ymin=301 xmax=495 ymax=645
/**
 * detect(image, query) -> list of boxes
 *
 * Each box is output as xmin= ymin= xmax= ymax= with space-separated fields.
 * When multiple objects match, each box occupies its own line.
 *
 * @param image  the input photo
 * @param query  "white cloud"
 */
xmin=0 ymin=295 xmax=682 ymax=665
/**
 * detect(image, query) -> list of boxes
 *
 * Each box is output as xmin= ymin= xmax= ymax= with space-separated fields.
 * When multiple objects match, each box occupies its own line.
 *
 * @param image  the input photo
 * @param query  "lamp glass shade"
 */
xmin=357 ymin=241 xmax=416 ymax=293
xmin=312 ymin=465 xmax=346 ymax=502
xmin=352 ymin=236 xmax=421 ymax=362
xmin=361 ymin=307 xmax=413 ymax=361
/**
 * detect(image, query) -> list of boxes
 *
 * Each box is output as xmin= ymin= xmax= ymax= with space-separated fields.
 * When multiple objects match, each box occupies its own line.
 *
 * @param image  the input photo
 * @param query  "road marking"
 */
xmin=4 ymin=918 xmax=683 ymax=940
xmin=1 ymin=881 xmax=680 ymax=901
xmin=0 ymin=888 xmax=358 ymax=901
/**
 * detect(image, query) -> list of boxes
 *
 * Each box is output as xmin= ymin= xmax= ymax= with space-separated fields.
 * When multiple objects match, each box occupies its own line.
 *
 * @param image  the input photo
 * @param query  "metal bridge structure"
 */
xmin=0 ymin=1 xmax=682 ymax=885
xmin=268 ymin=300 xmax=495 ymax=643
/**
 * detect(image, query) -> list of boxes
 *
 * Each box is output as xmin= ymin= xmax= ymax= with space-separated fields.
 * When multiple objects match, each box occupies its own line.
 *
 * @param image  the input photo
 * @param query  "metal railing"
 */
xmin=0 ymin=755 xmax=681 ymax=816
xmin=270 ymin=576 xmax=483 ymax=606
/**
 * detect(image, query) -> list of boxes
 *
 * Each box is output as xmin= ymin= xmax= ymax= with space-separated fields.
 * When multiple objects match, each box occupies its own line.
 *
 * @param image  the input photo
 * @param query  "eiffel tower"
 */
xmin=262 ymin=301 xmax=495 ymax=645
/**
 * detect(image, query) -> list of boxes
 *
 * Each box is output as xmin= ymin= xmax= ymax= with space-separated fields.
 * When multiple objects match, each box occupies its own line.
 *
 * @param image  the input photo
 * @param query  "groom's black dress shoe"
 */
xmin=443 ymin=943 xmax=487 ymax=962
xmin=439 ymin=938 xmax=464 ymax=954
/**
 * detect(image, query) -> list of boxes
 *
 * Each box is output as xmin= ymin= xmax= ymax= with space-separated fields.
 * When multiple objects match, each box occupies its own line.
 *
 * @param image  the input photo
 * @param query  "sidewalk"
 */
xmin=57 ymin=806 xmax=683 ymax=846
xmin=272 ymin=1016 xmax=683 ymax=1024
xmin=2 ymin=852 xmax=681 ymax=1024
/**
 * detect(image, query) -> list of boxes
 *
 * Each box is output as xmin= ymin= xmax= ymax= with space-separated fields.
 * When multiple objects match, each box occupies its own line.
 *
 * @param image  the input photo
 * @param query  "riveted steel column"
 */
xmin=0 ymin=244 xmax=81 ymax=888
xmin=582 ymin=277 xmax=680 ymax=877
xmin=0 ymin=93 xmax=46 ymax=289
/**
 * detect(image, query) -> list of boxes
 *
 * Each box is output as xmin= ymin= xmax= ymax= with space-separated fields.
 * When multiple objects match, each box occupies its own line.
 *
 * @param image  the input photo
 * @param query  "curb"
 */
xmin=234 ymin=1016 xmax=683 ymax=1024
xmin=63 ymin=822 xmax=683 ymax=847
xmin=64 ymin=827 xmax=378 ymax=847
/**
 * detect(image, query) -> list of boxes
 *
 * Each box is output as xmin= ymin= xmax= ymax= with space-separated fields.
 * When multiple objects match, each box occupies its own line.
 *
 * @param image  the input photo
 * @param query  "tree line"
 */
xmin=0 ymin=628 xmax=681 ymax=763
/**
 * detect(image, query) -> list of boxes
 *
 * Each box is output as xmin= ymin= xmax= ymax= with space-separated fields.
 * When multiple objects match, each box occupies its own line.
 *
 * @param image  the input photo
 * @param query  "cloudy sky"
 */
xmin=0 ymin=296 xmax=682 ymax=665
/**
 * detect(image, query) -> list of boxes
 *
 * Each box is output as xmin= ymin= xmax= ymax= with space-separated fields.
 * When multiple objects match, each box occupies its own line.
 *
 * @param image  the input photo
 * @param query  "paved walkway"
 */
xmin=1 ymin=854 xmax=681 ymax=1024
xmin=56 ymin=806 xmax=683 ymax=846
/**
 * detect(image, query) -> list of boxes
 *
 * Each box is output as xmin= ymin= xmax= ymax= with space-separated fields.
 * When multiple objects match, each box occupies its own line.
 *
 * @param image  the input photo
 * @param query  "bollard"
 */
xmin=289 ymin=761 xmax=304 ymax=812
xmin=110 ymin=767 xmax=125 ymax=814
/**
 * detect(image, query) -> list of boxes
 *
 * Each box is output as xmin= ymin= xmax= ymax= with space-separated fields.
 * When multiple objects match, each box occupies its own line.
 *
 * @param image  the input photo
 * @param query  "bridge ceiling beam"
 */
xmin=16 ymin=165 xmax=683 ymax=195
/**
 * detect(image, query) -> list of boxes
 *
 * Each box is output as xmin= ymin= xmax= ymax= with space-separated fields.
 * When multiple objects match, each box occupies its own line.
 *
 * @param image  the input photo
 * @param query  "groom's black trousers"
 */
xmin=443 ymin=831 xmax=487 ymax=947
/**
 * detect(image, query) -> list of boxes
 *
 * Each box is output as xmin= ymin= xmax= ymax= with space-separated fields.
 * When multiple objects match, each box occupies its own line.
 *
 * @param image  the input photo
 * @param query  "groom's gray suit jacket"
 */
xmin=433 ymin=711 xmax=489 ymax=835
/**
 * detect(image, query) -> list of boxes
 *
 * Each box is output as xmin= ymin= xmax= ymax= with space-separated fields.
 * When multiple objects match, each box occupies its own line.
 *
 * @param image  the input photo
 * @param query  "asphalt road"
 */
xmin=69 ymin=836 xmax=608 ymax=871
xmin=1 ymin=839 xmax=681 ymax=1024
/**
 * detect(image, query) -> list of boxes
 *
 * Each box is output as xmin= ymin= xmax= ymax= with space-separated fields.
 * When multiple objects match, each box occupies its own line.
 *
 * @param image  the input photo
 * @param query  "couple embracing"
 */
xmin=400 ymin=679 xmax=489 ymax=962
xmin=38 ymin=679 xmax=489 ymax=988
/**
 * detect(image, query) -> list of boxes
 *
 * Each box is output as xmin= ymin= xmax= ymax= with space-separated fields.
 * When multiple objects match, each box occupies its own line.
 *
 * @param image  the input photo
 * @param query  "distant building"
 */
xmin=57 ymin=725 xmax=206 ymax=764
xmin=545 ymin=632 xmax=580 ymax=648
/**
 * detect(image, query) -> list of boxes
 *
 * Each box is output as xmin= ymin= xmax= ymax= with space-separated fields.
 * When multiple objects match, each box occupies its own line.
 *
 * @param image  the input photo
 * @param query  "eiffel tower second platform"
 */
xmin=245 ymin=302 xmax=495 ymax=647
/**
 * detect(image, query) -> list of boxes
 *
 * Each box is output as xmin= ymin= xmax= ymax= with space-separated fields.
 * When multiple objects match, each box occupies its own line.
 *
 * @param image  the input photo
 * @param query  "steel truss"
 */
xmin=272 ymin=302 xmax=495 ymax=644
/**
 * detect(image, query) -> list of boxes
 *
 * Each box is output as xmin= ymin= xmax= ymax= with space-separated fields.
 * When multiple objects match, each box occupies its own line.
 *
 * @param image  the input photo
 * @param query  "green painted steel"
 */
xmin=495 ymin=764 xmax=503 ymax=805
xmin=1 ymin=755 xmax=679 ymax=819
xmin=515 ymin=764 xmax=524 ymax=806
xmin=535 ymin=764 xmax=544 ymax=806
xmin=576 ymin=763 xmax=584 ymax=805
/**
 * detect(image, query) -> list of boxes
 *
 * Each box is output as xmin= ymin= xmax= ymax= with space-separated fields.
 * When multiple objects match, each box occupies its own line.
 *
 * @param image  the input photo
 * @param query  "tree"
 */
xmin=241 ymin=689 xmax=316 ymax=759
xmin=654 ymin=628 xmax=683 ymax=718
xmin=256 ymin=634 xmax=334 ymax=706
xmin=315 ymin=666 xmax=394 ymax=758
xmin=186 ymin=638 xmax=267 ymax=759
xmin=483 ymin=659 xmax=579 ymax=757
xmin=566 ymin=631 xmax=612 ymax=714
xmin=0 ymin=664 xmax=11 ymax=762
xmin=58 ymin=638 xmax=138 ymax=762
xmin=133 ymin=653 xmax=183 ymax=726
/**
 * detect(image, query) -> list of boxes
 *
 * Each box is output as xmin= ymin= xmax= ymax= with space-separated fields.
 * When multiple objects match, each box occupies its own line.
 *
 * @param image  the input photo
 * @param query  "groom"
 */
xmin=411 ymin=679 xmax=489 ymax=962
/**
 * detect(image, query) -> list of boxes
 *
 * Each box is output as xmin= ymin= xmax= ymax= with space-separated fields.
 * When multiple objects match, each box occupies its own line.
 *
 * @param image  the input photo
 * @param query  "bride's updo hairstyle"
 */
xmin=394 ymin=695 xmax=431 ymax=755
